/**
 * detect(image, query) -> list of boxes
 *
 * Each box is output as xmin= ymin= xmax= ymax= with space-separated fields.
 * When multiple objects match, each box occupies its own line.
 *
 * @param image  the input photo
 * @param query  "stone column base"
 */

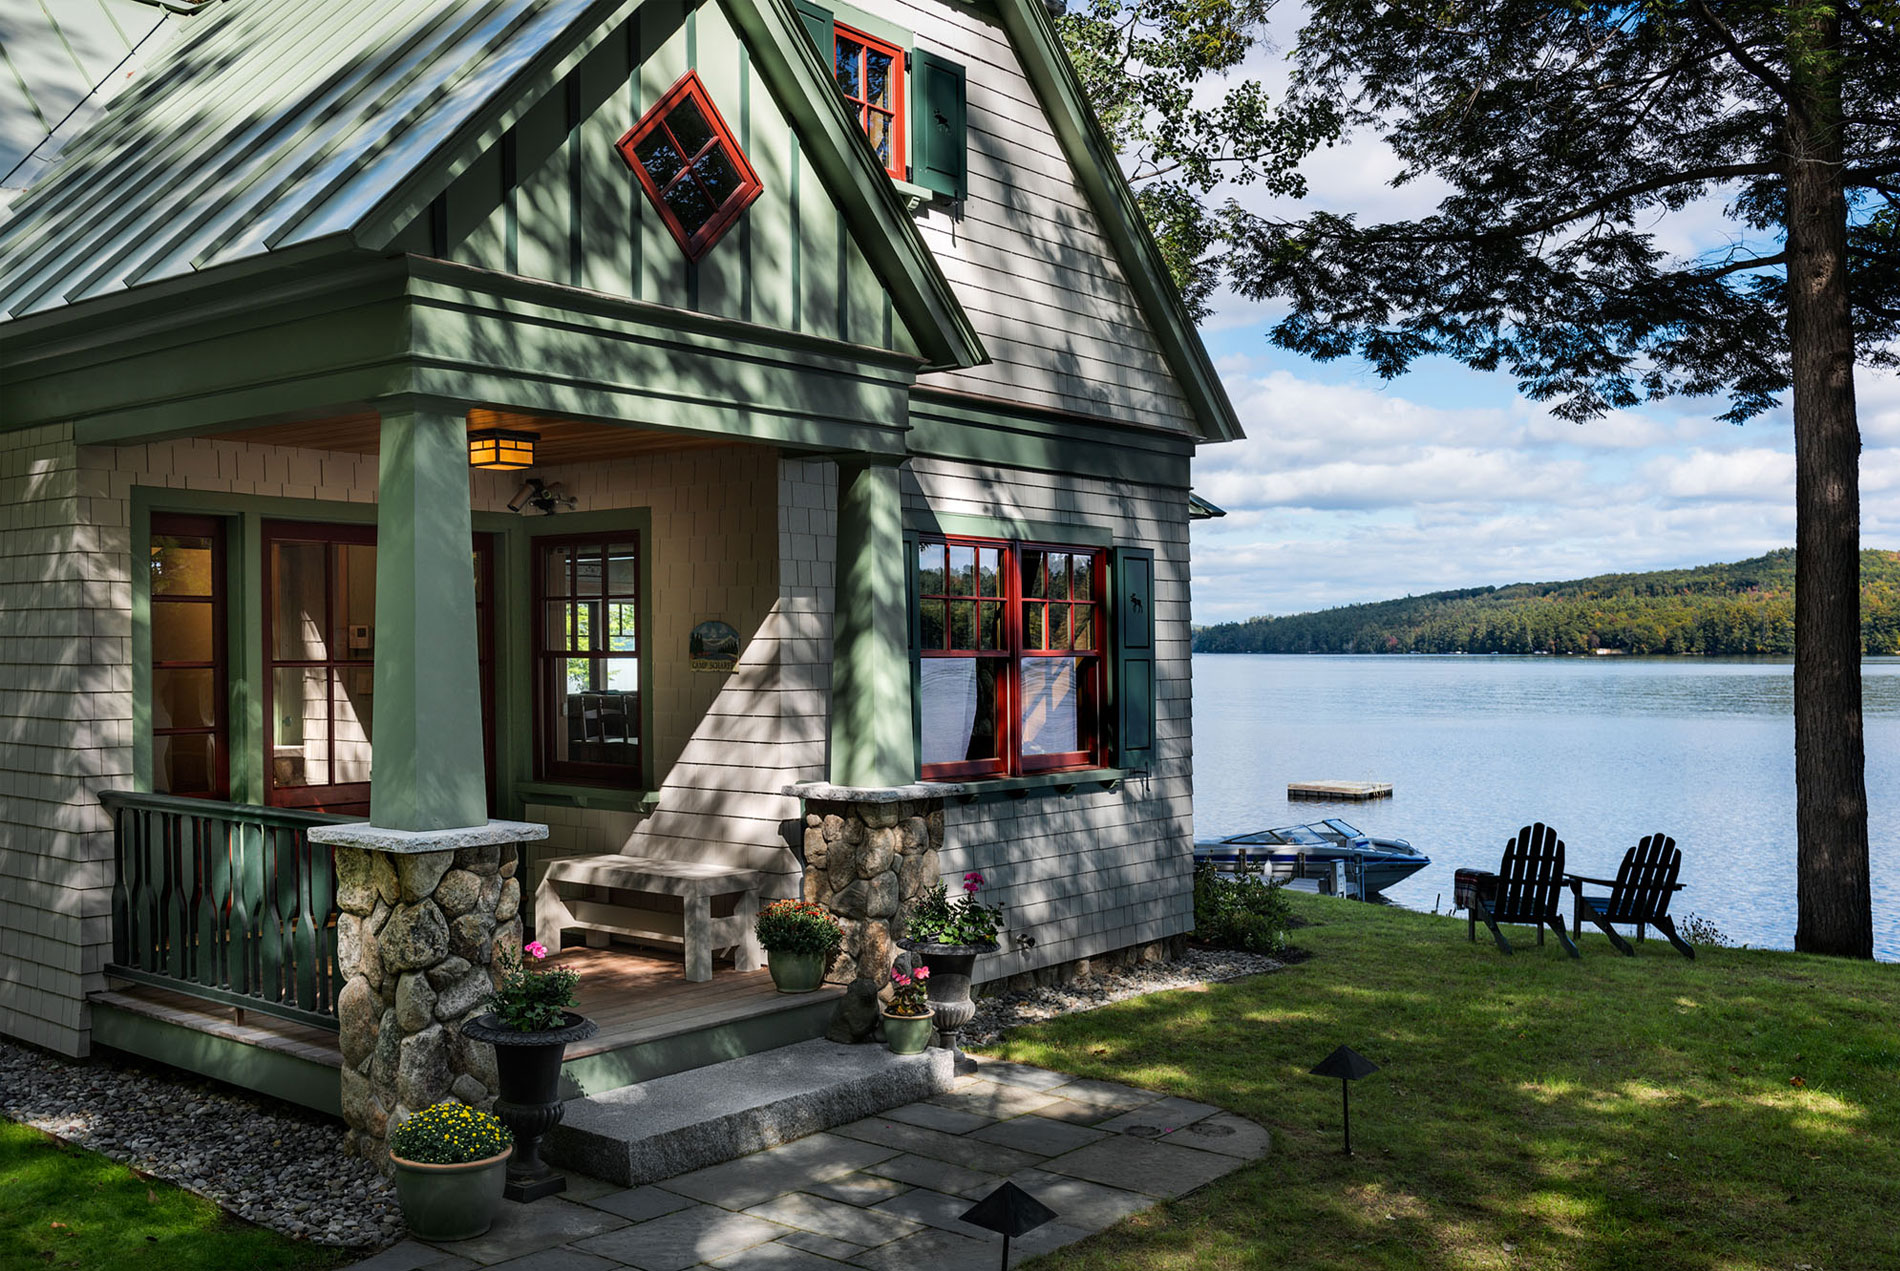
xmin=310 ymin=820 xmax=550 ymax=1171
xmin=784 ymin=783 xmax=963 ymax=987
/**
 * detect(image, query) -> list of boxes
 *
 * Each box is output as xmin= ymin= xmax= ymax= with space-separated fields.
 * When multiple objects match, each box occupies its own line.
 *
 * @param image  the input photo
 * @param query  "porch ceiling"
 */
xmin=206 ymin=410 xmax=749 ymax=466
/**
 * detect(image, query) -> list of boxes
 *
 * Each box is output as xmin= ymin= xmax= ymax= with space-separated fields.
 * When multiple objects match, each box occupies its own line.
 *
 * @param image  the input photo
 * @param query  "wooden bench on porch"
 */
xmin=533 ymin=856 xmax=766 ymax=982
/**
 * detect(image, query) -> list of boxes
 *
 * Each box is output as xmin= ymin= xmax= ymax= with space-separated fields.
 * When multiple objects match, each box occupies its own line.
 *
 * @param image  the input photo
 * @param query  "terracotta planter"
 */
xmin=880 ymin=1007 xmax=936 ymax=1055
xmin=459 ymin=1011 xmax=598 ymax=1202
xmin=388 ymin=1147 xmax=510 ymax=1241
xmin=896 ymin=939 xmax=997 ymax=1074
xmin=766 ymin=948 xmax=829 ymax=993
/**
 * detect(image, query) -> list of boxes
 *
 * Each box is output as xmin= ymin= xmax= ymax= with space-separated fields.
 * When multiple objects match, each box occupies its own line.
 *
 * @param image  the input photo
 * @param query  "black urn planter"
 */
xmin=459 ymin=1011 xmax=598 ymax=1202
xmin=896 ymin=939 xmax=997 ymax=1075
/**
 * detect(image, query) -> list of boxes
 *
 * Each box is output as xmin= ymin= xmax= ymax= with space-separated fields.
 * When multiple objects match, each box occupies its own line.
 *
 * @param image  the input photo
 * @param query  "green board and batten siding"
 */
xmin=424 ymin=0 xmax=916 ymax=358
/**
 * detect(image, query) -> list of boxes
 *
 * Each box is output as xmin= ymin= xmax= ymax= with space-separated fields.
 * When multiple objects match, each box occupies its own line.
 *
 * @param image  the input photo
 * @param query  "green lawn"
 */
xmin=990 ymin=895 xmax=1900 ymax=1271
xmin=0 ymin=1122 xmax=351 ymax=1271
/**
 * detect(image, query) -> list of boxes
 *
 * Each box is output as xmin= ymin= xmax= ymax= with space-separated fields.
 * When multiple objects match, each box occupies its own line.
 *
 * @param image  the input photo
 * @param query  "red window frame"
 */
xmin=832 ymin=23 xmax=906 ymax=180
xmin=615 ymin=71 xmax=764 ymax=263
xmin=149 ymin=513 xmax=229 ymax=800
xmin=532 ymin=533 xmax=644 ymax=788
xmin=916 ymin=537 xmax=1106 ymax=781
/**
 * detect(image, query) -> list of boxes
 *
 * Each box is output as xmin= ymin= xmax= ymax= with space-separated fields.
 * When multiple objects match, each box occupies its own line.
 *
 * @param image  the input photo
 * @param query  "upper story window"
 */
xmin=616 ymin=71 xmax=763 ymax=263
xmin=915 ymin=538 xmax=1107 ymax=779
xmin=796 ymin=1 xmax=966 ymax=200
xmin=833 ymin=24 xmax=905 ymax=180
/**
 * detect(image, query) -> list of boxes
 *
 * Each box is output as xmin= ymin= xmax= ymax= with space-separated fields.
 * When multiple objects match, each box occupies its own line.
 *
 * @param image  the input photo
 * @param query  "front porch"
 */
xmin=89 ymin=946 xmax=843 ymax=1116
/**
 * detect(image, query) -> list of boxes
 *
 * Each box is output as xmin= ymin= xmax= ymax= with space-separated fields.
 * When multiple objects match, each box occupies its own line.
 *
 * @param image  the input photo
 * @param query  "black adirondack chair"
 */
xmin=1468 ymin=822 xmax=1580 ymax=957
xmin=1567 ymin=833 xmax=1693 ymax=958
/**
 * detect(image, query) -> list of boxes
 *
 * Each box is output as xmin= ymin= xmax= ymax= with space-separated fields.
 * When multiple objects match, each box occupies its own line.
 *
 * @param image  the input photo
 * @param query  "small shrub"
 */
xmin=387 ymin=1101 xmax=512 ymax=1165
xmin=755 ymin=899 xmax=844 ymax=955
xmin=1677 ymin=911 xmax=1735 ymax=948
xmin=1193 ymin=863 xmax=1292 ymax=954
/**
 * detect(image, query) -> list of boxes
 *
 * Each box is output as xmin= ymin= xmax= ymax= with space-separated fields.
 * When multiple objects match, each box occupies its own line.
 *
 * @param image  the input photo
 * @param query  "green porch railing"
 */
xmin=102 ymin=791 xmax=354 ymax=1031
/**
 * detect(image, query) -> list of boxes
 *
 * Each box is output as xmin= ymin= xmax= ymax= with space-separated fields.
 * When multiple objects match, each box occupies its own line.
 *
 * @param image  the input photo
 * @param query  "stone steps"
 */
xmin=545 ymin=1039 xmax=955 ymax=1186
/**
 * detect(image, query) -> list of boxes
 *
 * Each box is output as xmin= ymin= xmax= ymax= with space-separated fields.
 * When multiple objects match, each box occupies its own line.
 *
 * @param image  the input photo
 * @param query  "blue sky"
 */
xmin=1179 ymin=25 xmax=1900 ymax=627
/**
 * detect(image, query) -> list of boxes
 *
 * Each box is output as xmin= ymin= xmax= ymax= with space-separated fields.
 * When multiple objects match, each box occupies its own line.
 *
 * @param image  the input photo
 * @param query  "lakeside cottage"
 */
xmin=0 ymin=0 xmax=1239 ymax=1153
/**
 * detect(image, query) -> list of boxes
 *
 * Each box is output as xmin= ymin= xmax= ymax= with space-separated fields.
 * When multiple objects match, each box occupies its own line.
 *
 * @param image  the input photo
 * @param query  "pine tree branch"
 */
xmin=1687 ymin=0 xmax=1793 ymax=102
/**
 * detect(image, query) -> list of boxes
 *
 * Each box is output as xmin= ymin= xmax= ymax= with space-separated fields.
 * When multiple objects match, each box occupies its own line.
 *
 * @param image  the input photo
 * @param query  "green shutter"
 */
xmin=1111 ymin=547 xmax=1155 ymax=770
xmin=795 ymin=0 xmax=834 ymax=58
xmin=911 ymin=50 xmax=966 ymax=200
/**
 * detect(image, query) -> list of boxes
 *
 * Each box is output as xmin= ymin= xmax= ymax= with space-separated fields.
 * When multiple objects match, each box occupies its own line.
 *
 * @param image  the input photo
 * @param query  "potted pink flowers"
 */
xmin=458 ymin=938 xmax=596 ymax=1202
xmin=880 ymin=964 xmax=935 ymax=1055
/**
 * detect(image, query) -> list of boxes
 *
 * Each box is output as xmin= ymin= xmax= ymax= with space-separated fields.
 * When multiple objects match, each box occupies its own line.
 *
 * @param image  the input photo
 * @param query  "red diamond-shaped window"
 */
xmin=615 ymin=72 xmax=763 ymax=263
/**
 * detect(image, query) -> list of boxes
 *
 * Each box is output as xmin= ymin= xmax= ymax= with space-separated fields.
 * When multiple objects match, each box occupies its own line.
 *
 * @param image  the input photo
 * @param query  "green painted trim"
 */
xmin=989 ymin=0 xmax=1242 ymax=444
xmin=945 ymin=767 xmax=1130 ymax=804
xmin=556 ymin=990 xmax=841 ymax=1097
xmin=908 ymin=510 xmax=1113 ymax=548
xmin=830 ymin=460 xmax=916 ymax=786
xmin=514 ymin=782 xmax=652 ymax=813
xmin=368 ymin=409 xmax=488 ymax=831
xmin=907 ymin=390 xmax=1196 ymax=487
xmin=721 ymin=0 xmax=986 ymax=371
xmin=91 ymin=1002 xmax=342 ymax=1118
xmin=826 ymin=0 xmax=913 ymax=53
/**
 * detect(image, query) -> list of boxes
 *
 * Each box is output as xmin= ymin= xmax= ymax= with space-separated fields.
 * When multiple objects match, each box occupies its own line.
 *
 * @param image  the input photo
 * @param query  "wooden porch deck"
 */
xmin=89 ymin=944 xmax=842 ymax=1106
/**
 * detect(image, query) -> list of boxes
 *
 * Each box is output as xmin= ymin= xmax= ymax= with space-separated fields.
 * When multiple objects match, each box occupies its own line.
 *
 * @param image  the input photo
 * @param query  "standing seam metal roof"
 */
xmin=0 ymin=0 xmax=615 ymax=321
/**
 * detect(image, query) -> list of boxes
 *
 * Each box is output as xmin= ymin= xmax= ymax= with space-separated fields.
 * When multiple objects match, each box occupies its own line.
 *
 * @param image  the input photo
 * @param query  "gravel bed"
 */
xmin=962 ymin=946 xmax=1283 ymax=1046
xmin=0 ymin=1037 xmax=399 ymax=1249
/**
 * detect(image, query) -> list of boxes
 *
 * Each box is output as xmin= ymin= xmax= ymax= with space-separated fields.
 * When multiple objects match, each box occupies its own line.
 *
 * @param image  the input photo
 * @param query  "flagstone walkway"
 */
xmin=350 ymin=1060 xmax=1269 ymax=1271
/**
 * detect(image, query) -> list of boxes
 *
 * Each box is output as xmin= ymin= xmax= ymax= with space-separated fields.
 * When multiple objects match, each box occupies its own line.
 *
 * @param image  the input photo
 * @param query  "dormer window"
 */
xmin=615 ymin=72 xmax=763 ymax=262
xmin=833 ymin=24 xmax=905 ymax=180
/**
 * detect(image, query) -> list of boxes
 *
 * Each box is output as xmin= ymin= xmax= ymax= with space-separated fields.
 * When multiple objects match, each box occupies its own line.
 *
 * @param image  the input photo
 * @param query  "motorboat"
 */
xmin=1193 ymin=818 xmax=1431 ymax=898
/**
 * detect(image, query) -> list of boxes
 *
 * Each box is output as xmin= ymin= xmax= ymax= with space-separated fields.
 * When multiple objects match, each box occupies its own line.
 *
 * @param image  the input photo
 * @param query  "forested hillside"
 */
xmin=1194 ymin=550 xmax=1900 ymax=655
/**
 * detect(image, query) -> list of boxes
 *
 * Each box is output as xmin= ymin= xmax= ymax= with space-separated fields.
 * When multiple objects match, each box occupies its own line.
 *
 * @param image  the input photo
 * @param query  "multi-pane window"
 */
xmin=149 ymin=515 xmax=227 ymax=798
xmin=616 ymin=71 xmax=763 ymax=262
xmin=262 ymin=522 xmax=379 ymax=814
xmin=916 ymin=538 xmax=1105 ymax=779
xmin=259 ymin=523 xmax=495 ymax=816
xmin=535 ymin=536 xmax=642 ymax=785
xmin=833 ymin=24 xmax=905 ymax=179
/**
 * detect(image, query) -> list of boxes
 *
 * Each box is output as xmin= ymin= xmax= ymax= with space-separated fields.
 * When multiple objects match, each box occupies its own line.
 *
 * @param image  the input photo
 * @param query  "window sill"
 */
xmin=932 ymin=768 xmax=1129 ymax=803
xmin=893 ymin=177 xmax=939 ymax=212
xmin=513 ymin=782 xmax=659 ymax=814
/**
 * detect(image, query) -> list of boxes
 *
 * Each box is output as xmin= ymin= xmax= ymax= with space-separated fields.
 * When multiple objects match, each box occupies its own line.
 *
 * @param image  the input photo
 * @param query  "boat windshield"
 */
xmin=1319 ymin=819 xmax=1367 ymax=842
xmin=1264 ymin=824 xmax=1330 ymax=846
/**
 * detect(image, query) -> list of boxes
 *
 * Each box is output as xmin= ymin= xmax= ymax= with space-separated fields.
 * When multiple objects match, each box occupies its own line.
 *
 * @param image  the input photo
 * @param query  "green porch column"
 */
xmin=370 ymin=406 xmax=487 ymax=831
xmin=830 ymin=458 xmax=917 ymax=787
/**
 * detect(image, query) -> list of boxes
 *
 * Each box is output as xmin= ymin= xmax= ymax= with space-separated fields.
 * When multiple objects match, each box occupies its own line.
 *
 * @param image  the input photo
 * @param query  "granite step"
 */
xmin=545 ymin=1039 xmax=956 ymax=1186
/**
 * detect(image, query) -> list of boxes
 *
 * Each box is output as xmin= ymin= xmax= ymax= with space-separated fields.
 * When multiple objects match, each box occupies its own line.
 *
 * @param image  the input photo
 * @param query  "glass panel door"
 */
xmin=150 ymin=514 xmax=228 ymax=797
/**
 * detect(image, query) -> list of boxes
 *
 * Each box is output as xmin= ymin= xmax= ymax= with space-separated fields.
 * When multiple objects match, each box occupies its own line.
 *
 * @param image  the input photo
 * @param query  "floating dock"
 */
xmin=1288 ymin=780 xmax=1393 ymax=802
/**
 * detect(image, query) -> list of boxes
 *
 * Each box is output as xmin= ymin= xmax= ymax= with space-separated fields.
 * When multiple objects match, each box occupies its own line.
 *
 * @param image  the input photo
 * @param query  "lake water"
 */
xmin=1190 ymin=654 xmax=1900 ymax=959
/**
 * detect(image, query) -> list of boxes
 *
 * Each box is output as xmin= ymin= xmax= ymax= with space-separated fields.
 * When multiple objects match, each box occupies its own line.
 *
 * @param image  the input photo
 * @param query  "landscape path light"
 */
xmin=1310 ymin=1044 xmax=1381 ymax=1155
xmin=960 ymin=1180 xmax=1058 ymax=1269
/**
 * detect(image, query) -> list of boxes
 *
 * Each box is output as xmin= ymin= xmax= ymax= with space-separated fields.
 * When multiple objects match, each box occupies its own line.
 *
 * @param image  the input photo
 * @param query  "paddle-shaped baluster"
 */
xmin=229 ymin=819 xmax=263 ymax=997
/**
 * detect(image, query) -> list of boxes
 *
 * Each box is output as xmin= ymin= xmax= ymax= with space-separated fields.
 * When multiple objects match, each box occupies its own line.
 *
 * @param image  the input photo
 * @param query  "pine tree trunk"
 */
xmin=1786 ymin=6 xmax=1871 ymax=958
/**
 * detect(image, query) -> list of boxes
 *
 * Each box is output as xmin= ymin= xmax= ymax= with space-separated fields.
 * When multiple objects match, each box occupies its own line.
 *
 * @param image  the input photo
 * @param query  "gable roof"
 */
xmin=0 ymin=0 xmax=983 ymax=369
xmin=988 ymin=0 xmax=1243 ymax=444
xmin=0 ymin=0 xmax=179 ymax=194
